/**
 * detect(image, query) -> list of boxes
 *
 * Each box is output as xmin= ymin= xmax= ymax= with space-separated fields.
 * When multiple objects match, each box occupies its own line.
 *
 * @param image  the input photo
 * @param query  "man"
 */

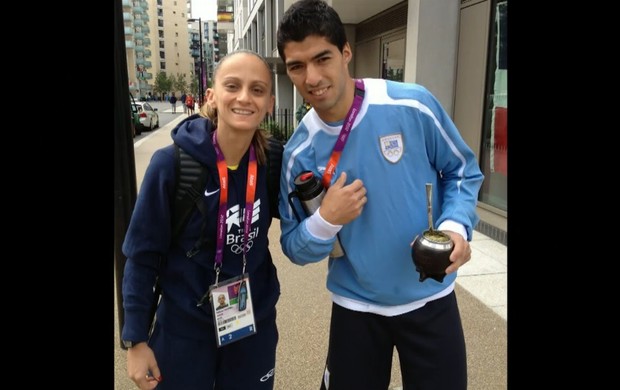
xmin=180 ymin=92 xmax=187 ymax=114
xmin=276 ymin=1 xmax=484 ymax=389
xmin=216 ymin=294 xmax=228 ymax=310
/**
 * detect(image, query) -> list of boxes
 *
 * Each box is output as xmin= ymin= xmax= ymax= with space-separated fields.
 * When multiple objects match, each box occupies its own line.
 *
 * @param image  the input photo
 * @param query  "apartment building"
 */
xmin=123 ymin=0 xmax=218 ymax=99
xmin=226 ymin=0 xmax=508 ymax=244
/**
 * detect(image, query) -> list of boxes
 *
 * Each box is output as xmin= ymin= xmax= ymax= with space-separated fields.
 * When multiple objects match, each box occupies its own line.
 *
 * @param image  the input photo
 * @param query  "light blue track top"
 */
xmin=279 ymin=78 xmax=484 ymax=306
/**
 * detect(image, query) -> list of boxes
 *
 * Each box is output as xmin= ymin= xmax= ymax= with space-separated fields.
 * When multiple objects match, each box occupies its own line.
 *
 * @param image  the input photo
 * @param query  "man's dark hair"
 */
xmin=276 ymin=0 xmax=347 ymax=63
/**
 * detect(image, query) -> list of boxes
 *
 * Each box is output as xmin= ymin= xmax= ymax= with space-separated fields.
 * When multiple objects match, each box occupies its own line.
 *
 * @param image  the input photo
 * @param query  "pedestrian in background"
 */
xmin=295 ymin=99 xmax=312 ymax=124
xmin=186 ymin=93 xmax=195 ymax=116
xmin=169 ymin=92 xmax=177 ymax=113
xmin=277 ymin=1 xmax=484 ymax=389
xmin=180 ymin=92 xmax=187 ymax=114
xmin=121 ymin=49 xmax=282 ymax=389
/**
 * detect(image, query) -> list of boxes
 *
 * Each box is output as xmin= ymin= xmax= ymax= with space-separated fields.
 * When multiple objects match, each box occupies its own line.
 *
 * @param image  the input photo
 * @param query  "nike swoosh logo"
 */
xmin=204 ymin=188 xmax=220 ymax=197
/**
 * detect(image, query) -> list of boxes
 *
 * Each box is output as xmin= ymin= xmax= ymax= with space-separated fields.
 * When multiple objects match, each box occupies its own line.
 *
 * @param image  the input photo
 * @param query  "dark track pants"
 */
xmin=320 ymin=291 xmax=467 ymax=390
xmin=149 ymin=309 xmax=278 ymax=390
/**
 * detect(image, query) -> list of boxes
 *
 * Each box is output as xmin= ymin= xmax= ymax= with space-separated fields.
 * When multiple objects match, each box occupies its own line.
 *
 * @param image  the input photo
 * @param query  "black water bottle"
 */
xmin=288 ymin=171 xmax=345 ymax=258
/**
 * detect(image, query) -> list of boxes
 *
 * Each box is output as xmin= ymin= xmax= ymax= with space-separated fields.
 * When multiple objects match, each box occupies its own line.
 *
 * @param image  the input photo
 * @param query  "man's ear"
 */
xmin=342 ymin=42 xmax=353 ymax=65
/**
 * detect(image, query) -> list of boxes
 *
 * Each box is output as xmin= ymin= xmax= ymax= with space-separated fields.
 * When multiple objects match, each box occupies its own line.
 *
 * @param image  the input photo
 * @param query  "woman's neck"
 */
xmin=215 ymin=127 xmax=254 ymax=167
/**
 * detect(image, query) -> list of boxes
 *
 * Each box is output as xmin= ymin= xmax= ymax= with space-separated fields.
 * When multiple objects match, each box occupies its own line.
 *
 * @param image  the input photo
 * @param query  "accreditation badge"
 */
xmin=209 ymin=273 xmax=256 ymax=347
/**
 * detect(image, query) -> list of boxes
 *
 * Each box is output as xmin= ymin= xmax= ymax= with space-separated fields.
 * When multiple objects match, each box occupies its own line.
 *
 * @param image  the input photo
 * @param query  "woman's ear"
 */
xmin=205 ymin=88 xmax=215 ymax=106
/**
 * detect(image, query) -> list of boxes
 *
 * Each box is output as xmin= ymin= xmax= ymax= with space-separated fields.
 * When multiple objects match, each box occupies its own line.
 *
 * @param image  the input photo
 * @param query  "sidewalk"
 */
xmin=114 ymin=115 xmax=507 ymax=389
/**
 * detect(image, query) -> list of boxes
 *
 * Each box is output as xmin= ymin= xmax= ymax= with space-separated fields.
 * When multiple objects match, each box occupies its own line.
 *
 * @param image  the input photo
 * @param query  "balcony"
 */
xmin=125 ymin=40 xmax=134 ymax=49
xmin=123 ymin=12 xmax=133 ymax=21
xmin=124 ymin=26 xmax=133 ymax=35
xmin=134 ymin=32 xmax=144 ymax=39
xmin=144 ymin=61 xmax=152 ymax=68
xmin=135 ymin=45 xmax=144 ymax=52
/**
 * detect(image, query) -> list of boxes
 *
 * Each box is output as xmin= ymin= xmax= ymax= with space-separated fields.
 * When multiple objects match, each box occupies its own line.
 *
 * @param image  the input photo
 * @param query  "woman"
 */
xmin=121 ymin=49 xmax=281 ymax=390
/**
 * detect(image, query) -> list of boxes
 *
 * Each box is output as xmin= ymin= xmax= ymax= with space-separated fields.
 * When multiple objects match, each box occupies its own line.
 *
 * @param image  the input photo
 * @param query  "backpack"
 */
xmin=147 ymin=136 xmax=284 ymax=333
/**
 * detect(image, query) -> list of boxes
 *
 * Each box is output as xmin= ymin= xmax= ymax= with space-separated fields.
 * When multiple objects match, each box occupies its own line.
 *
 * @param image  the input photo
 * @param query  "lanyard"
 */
xmin=212 ymin=131 xmax=257 ymax=274
xmin=321 ymin=79 xmax=365 ymax=189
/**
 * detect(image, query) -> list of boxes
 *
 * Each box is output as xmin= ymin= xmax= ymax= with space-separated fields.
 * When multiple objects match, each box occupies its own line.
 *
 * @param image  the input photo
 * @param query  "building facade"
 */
xmin=124 ymin=0 xmax=220 ymax=100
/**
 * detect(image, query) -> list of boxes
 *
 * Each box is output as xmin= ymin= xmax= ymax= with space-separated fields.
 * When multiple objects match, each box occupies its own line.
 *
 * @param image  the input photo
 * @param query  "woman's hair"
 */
xmin=276 ymin=0 xmax=347 ymax=63
xmin=199 ymin=49 xmax=274 ymax=165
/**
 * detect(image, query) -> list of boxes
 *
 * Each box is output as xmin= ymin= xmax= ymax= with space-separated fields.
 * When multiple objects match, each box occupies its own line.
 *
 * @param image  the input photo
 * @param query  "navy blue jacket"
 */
xmin=122 ymin=115 xmax=280 ymax=342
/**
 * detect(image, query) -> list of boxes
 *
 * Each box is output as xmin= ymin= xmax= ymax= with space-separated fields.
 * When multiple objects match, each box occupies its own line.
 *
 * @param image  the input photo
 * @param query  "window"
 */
xmin=478 ymin=0 xmax=507 ymax=211
xmin=381 ymin=34 xmax=405 ymax=82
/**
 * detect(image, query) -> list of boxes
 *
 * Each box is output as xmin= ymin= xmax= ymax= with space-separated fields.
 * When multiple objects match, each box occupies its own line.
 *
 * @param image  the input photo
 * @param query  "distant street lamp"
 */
xmin=188 ymin=17 xmax=204 ymax=108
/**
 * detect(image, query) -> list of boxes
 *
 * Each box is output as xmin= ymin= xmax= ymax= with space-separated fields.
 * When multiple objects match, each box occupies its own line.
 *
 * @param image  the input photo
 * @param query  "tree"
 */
xmin=168 ymin=74 xmax=177 ymax=96
xmin=174 ymin=73 xmax=188 ymax=94
xmin=153 ymin=71 xmax=171 ymax=100
xmin=190 ymin=74 xmax=199 ymax=96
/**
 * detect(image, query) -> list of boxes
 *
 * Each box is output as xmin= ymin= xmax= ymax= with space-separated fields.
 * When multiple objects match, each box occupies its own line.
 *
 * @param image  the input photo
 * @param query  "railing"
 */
xmin=261 ymin=108 xmax=295 ymax=142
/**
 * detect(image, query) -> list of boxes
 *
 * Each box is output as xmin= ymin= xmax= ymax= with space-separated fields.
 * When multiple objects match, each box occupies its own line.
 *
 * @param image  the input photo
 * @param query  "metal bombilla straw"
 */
xmin=426 ymin=183 xmax=434 ymax=232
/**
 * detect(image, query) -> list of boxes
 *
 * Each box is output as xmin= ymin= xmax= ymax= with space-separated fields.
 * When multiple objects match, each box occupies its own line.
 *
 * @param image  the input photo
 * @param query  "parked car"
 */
xmin=129 ymin=93 xmax=141 ymax=137
xmin=132 ymin=101 xmax=159 ymax=132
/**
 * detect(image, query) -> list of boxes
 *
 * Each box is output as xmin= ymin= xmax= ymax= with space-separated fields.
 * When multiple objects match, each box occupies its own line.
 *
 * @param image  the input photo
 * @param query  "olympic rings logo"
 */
xmin=260 ymin=368 xmax=275 ymax=382
xmin=230 ymin=240 xmax=254 ymax=254
xmin=383 ymin=147 xmax=401 ymax=157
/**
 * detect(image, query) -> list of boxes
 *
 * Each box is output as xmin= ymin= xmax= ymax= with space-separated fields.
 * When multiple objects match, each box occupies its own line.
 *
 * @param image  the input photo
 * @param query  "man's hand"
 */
xmin=319 ymin=172 xmax=367 ymax=225
xmin=443 ymin=230 xmax=472 ymax=275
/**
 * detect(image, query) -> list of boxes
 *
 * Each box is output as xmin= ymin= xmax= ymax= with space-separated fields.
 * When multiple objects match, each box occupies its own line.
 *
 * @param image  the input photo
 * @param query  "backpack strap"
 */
xmin=148 ymin=144 xmax=209 ymax=336
xmin=172 ymin=144 xmax=209 ymax=242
